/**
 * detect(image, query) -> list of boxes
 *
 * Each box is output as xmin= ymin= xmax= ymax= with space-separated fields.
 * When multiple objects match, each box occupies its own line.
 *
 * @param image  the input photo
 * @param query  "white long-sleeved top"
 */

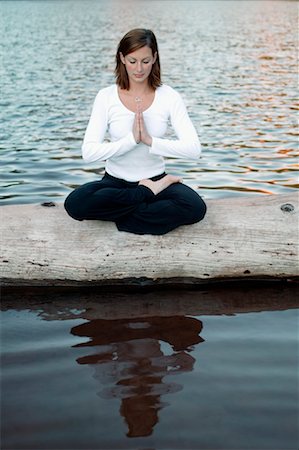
xmin=82 ymin=83 xmax=201 ymax=182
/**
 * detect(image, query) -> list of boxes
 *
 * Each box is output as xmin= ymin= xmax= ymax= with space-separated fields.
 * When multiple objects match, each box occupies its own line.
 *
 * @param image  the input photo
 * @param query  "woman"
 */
xmin=64 ymin=28 xmax=206 ymax=235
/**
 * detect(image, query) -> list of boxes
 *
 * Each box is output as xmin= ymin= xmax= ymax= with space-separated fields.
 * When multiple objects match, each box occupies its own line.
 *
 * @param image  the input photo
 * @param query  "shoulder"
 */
xmin=156 ymin=84 xmax=186 ymax=113
xmin=94 ymin=84 xmax=117 ymax=101
xmin=156 ymin=84 xmax=179 ymax=96
xmin=156 ymin=84 xmax=184 ymax=103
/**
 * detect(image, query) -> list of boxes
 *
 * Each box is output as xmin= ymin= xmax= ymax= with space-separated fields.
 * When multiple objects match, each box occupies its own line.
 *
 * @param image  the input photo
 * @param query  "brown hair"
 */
xmin=115 ymin=28 xmax=162 ymax=90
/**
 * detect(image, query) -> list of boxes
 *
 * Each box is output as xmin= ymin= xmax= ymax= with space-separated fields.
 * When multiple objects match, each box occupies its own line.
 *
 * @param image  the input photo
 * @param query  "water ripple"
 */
xmin=1 ymin=0 xmax=298 ymax=204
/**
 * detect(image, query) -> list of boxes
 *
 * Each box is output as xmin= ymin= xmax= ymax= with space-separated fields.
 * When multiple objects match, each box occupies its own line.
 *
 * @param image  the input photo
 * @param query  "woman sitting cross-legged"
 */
xmin=64 ymin=28 xmax=206 ymax=235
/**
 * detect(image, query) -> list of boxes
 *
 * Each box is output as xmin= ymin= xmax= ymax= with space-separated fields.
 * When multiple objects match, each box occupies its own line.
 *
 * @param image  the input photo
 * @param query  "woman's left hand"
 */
xmin=137 ymin=110 xmax=152 ymax=146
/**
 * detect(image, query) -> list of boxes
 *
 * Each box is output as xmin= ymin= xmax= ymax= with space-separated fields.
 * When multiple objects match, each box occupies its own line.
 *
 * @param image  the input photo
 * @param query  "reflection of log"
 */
xmin=2 ymin=283 xmax=299 ymax=319
xmin=1 ymin=194 xmax=298 ymax=287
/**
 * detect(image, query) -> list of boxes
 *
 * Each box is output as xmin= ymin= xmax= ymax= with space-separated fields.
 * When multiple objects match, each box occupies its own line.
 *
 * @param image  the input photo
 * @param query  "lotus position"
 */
xmin=64 ymin=28 xmax=206 ymax=235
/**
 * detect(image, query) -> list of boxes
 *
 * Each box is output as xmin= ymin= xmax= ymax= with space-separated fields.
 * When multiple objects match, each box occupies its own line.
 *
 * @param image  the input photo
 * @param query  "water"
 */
xmin=1 ymin=2 xmax=298 ymax=448
xmin=1 ymin=285 xmax=299 ymax=449
xmin=0 ymin=0 xmax=298 ymax=205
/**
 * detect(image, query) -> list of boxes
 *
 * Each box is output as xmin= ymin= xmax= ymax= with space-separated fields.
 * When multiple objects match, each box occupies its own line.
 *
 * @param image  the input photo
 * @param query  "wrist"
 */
xmin=145 ymin=136 xmax=152 ymax=146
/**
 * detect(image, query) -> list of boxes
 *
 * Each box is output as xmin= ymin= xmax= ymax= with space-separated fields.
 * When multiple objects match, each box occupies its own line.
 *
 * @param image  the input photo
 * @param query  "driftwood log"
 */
xmin=0 ymin=193 xmax=298 ymax=287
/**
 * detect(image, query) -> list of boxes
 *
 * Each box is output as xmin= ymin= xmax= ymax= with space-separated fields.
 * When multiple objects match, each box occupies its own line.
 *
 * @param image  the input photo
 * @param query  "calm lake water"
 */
xmin=1 ymin=1 xmax=298 ymax=449
xmin=1 ymin=285 xmax=299 ymax=450
xmin=0 ymin=0 xmax=298 ymax=204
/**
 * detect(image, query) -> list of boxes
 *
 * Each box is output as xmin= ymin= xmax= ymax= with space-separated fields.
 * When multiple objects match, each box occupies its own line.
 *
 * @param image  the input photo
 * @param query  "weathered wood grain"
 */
xmin=1 ymin=194 xmax=298 ymax=286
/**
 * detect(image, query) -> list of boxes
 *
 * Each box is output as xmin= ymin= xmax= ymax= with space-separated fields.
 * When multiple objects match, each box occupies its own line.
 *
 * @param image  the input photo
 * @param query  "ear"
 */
xmin=120 ymin=52 xmax=125 ymax=64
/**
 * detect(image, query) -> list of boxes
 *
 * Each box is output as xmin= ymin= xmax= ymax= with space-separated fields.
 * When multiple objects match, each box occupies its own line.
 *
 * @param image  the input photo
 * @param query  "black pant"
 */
xmin=64 ymin=172 xmax=207 ymax=235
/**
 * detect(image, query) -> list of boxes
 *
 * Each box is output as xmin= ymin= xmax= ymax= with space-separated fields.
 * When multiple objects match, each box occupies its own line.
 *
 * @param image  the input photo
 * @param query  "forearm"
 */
xmin=150 ymin=136 xmax=201 ymax=159
xmin=82 ymin=132 xmax=137 ymax=163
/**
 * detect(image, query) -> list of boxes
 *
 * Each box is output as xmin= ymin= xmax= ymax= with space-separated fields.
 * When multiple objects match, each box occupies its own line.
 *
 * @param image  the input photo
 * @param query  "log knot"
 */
xmin=41 ymin=202 xmax=56 ymax=207
xmin=280 ymin=203 xmax=294 ymax=213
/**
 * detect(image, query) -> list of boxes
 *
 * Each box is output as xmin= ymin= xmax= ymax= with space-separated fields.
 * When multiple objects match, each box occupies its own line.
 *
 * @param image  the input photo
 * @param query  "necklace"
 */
xmin=135 ymin=96 xmax=142 ymax=103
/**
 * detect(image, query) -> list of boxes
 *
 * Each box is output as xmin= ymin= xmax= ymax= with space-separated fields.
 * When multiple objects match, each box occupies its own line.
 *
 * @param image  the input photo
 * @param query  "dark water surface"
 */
xmin=1 ymin=0 xmax=298 ymax=204
xmin=1 ymin=284 xmax=299 ymax=449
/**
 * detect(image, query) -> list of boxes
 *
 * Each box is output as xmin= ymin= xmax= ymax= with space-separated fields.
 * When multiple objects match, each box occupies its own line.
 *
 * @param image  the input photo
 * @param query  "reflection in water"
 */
xmin=71 ymin=316 xmax=204 ymax=437
xmin=1 ymin=286 xmax=298 ymax=450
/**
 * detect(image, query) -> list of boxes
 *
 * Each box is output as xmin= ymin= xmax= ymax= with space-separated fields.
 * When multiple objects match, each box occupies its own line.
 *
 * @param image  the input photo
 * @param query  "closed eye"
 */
xmin=128 ymin=59 xmax=150 ymax=64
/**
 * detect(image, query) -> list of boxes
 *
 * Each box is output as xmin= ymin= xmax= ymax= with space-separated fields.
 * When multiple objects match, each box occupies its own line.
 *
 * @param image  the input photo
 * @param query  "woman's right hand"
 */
xmin=133 ymin=112 xmax=141 ymax=144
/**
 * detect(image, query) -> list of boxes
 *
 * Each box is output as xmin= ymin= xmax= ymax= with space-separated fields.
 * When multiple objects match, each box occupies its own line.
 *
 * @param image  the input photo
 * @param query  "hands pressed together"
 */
xmin=133 ymin=105 xmax=152 ymax=146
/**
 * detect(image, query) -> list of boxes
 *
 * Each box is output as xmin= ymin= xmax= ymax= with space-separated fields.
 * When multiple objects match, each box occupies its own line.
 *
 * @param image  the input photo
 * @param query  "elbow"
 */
xmin=189 ymin=141 xmax=201 ymax=160
xmin=82 ymin=150 xmax=90 ymax=163
xmin=82 ymin=143 xmax=95 ymax=163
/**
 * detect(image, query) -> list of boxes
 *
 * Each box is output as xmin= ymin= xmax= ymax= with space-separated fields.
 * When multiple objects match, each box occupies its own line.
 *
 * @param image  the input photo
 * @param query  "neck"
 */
xmin=127 ymin=80 xmax=153 ymax=96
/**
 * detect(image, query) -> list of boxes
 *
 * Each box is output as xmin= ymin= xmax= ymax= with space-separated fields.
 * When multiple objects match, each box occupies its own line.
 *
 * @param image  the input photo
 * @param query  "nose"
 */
xmin=137 ymin=61 xmax=143 ymax=72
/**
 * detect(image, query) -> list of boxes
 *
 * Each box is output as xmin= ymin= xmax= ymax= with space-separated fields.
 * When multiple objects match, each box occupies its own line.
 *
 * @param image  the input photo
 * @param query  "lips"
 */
xmin=134 ymin=74 xmax=144 ymax=78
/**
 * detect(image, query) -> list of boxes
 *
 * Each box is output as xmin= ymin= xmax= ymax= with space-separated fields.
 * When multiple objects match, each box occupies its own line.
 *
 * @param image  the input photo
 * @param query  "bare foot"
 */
xmin=139 ymin=174 xmax=182 ymax=195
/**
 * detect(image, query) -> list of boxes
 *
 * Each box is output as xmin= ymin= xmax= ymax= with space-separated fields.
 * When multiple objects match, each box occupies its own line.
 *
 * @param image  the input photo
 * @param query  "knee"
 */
xmin=180 ymin=194 xmax=207 ymax=224
xmin=192 ymin=196 xmax=207 ymax=223
xmin=170 ymin=184 xmax=206 ymax=224
xmin=64 ymin=192 xmax=84 ymax=221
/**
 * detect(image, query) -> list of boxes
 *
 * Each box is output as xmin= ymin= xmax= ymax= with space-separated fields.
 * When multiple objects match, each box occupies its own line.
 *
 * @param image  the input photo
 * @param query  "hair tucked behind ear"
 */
xmin=115 ymin=28 xmax=162 ymax=90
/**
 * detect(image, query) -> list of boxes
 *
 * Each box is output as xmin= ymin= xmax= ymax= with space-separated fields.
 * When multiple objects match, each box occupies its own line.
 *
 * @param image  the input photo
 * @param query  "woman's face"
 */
xmin=120 ymin=46 xmax=157 ymax=85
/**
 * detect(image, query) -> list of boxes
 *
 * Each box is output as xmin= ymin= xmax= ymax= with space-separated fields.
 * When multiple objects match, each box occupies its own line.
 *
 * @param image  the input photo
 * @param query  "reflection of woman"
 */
xmin=65 ymin=28 xmax=206 ymax=235
xmin=72 ymin=316 xmax=203 ymax=437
